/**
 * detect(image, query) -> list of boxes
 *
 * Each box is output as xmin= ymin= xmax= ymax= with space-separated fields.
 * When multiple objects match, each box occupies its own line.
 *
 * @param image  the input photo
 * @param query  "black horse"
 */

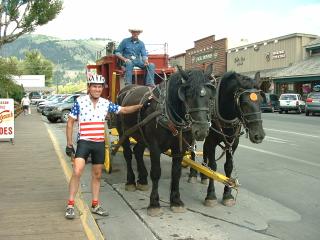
xmin=189 ymin=71 xmax=265 ymax=207
xmin=116 ymin=65 xmax=215 ymax=216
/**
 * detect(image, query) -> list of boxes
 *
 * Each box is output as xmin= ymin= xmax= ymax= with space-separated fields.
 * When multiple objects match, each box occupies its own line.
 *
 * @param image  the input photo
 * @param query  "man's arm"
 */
xmin=115 ymin=39 xmax=131 ymax=63
xmin=66 ymin=116 xmax=76 ymax=147
xmin=119 ymin=104 xmax=143 ymax=114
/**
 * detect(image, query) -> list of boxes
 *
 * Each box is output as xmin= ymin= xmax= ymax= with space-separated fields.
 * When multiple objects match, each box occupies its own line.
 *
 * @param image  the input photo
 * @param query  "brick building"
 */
xmin=185 ymin=35 xmax=227 ymax=77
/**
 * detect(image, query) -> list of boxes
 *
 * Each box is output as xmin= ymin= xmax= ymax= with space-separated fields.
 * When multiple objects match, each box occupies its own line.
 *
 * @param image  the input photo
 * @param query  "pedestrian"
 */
xmin=21 ymin=94 xmax=31 ymax=115
xmin=65 ymin=74 xmax=143 ymax=219
xmin=115 ymin=28 xmax=156 ymax=87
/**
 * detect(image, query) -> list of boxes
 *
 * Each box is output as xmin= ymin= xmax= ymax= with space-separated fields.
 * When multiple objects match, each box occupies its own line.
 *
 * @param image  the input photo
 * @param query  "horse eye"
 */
xmin=249 ymin=93 xmax=258 ymax=101
xmin=200 ymin=88 xmax=206 ymax=96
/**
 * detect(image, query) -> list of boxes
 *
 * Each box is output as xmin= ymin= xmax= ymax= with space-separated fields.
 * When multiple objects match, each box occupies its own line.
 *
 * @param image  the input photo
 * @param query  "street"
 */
xmin=47 ymin=111 xmax=320 ymax=240
xmin=236 ymin=112 xmax=320 ymax=240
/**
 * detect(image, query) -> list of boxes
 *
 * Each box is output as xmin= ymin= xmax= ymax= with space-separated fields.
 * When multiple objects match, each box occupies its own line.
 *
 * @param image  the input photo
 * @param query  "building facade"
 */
xmin=185 ymin=35 xmax=227 ymax=77
xmin=227 ymin=33 xmax=319 ymax=95
xmin=169 ymin=53 xmax=186 ymax=69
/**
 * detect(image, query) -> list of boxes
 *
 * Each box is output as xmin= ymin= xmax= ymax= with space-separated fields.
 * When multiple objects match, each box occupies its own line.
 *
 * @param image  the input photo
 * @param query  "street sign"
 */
xmin=0 ymin=99 xmax=14 ymax=139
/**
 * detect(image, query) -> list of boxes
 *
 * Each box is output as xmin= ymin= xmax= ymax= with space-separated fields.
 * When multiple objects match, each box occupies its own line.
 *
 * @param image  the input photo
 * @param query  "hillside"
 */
xmin=0 ymin=34 xmax=112 ymax=70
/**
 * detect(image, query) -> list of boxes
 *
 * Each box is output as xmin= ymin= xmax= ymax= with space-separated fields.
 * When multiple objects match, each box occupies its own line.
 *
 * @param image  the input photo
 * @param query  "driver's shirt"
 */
xmin=69 ymin=95 xmax=121 ymax=142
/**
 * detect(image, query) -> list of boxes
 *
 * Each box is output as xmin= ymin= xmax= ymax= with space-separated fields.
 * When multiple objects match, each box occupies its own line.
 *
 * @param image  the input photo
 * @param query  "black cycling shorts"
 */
xmin=75 ymin=140 xmax=105 ymax=165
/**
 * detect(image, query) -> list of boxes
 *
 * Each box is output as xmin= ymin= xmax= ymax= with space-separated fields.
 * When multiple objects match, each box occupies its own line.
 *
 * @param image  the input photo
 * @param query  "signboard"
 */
xmin=0 ymin=99 xmax=14 ymax=139
xmin=191 ymin=50 xmax=218 ymax=64
xmin=272 ymin=50 xmax=286 ymax=59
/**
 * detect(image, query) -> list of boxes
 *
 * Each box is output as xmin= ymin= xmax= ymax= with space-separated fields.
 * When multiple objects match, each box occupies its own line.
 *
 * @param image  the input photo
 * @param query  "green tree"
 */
xmin=0 ymin=0 xmax=63 ymax=48
xmin=22 ymin=49 xmax=54 ymax=86
xmin=0 ymin=57 xmax=24 ymax=100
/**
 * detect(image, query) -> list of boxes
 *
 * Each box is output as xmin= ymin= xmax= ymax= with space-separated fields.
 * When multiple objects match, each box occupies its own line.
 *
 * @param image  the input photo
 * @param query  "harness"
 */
xmin=210 ymin=79 xmax=262 ymax=161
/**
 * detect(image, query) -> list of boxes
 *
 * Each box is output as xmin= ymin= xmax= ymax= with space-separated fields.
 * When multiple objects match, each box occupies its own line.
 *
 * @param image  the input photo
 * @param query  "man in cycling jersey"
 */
xmin=65 ymin=74 xmax=143 ymax=219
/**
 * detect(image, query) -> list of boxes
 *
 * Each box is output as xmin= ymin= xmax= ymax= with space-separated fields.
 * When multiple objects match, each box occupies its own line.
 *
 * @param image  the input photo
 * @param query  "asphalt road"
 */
xmin=235 ymin=112 xmax=320 ymax=240
xmin=46 ymin=110 xmax=320 ymax=240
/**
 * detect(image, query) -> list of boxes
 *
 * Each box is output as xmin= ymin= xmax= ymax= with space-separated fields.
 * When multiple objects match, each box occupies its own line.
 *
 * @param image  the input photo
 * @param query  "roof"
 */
xmin=229 ymin=33 xmax=319 ymax=52
xmin=273 ymin=55 xmax=320 ymax=79
xmin=305 ymin=37 xmax=320 ymax=49
xmin=24 ymin=87 xmax=55 ymax=92
xmin=239 ymin=68 xmax=286 ymax=79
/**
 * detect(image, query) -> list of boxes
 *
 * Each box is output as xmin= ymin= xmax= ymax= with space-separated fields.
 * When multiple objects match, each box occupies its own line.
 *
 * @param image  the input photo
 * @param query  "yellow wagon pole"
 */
xmin=105 ymin=128 xmax=239 ymax=189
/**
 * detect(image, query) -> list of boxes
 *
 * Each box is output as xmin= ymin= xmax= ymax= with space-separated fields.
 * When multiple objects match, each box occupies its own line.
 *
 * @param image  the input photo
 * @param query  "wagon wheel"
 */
xmin=104 ymin=129 xmax=114 ymax=174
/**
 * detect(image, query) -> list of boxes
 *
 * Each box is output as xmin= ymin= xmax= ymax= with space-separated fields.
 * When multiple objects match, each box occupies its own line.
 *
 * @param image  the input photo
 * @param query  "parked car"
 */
xmin=305 ymin=91 xmax=320 ymax=116
xmin=37 ymin=95 xmax=68 ymax=113
xmin=45 ymin=94 xmax=82 ymax=123
xmin=279 ymin=93 xmax=305 ymax=114
xmin=260 ymin=93 xmax=280 ymax=112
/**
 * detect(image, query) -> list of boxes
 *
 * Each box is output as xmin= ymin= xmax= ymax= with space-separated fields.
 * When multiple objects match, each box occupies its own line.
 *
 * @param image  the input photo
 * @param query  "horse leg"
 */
xmin=133 ymin=142 xmax=149 ymax=191
xmin=147 ymin=144 xmax=162 ymax=217
xmin=200 ymin=150 xmax=209 ymax=185
xmin=170 ymin=150 xmax=186 ymax=213
xmin=204 ymin=141 xmax=218 ymax=207
xmin=222 ymin=147 xmax=236 ymax=207
xmin=123 ymin=138 xmax=136 ymax=191
xmin=188 ymin=151 xmax=198 ymax=183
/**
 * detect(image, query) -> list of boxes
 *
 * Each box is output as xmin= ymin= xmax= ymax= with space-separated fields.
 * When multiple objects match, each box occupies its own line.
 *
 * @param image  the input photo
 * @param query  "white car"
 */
xmin=279 ymin=93 xmax=305 ymax=114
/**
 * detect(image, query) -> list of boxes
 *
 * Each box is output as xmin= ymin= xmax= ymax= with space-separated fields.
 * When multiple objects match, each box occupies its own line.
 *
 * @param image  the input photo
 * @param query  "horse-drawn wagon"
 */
xmin=86 ymin=43 xmax=265 ymax=215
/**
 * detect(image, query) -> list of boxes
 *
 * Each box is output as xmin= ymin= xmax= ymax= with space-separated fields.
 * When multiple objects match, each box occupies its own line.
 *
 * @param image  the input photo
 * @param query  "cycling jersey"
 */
xmin=69 ymin=95 xmax=121 ymax=142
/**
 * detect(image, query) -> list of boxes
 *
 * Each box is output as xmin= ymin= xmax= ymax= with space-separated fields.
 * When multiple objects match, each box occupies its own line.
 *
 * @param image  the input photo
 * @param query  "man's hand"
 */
xmin=124 ymin=58 xmax=131 ymax=63
xmin=65 ymin=145 xmax=75 ymax=157
xmin=144 ymin=60 xmax=149 ymax=66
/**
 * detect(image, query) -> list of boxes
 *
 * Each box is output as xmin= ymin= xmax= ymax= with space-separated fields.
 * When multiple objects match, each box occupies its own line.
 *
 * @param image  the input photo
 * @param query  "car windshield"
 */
xmin=280 ymin=95 xmax=297 ymax=100
xmin=309 ymin=92 xmax=320 ymax=98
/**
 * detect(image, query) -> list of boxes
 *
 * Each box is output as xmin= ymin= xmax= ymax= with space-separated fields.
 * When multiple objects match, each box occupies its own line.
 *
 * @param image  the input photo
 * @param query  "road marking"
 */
xmin=46 ymin=124 xmax=104 ymax=240
xmin=239 ymin=144 xmax=320 ymax=168
xmin=264 ymin=128 xmax=320 ymax=139
xmin=264 ymin=136 xmax=288 ymax=143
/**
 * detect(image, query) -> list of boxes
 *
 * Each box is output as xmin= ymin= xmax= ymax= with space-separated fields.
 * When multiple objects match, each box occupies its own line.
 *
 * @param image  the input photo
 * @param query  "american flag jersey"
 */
xmin=69 ymin=95 xmax=121 ymax=142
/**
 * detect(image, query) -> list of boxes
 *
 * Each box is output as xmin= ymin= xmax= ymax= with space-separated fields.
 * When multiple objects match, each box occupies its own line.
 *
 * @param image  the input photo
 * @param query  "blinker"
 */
xmin=249 ymin=92 xmax=258 ymax=101
xmin=200 ymin=88 xmax=206 ymax=96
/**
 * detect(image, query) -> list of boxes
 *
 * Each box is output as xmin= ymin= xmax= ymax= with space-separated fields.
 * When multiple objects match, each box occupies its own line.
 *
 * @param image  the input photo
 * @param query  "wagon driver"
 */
xmin=115 ymin=28 xmax=156 ymax=87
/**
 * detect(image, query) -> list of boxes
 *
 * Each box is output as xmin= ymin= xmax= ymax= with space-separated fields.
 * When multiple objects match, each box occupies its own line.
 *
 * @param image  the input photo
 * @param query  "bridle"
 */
xmin=234 ymin=88 xmax=263 ymax=130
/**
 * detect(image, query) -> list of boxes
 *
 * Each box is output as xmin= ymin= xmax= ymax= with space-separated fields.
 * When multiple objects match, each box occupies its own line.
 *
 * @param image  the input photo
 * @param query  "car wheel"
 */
xmin=279 ymin=110 xmax=283 ymax=114
xmin=296 ymin=107 xmax=301 ymax=114
xmin=47 ymin=117 xmax=58 ymax=123
xmin=271 ymin=107 xmax=275 ymax=113
xmin=305 ymin=111 xmax=309 ymax=116
xmin=285 ymin=110 xmax=288 ymax=114
xmin=61 ymin=110 xmax=70 ymax=123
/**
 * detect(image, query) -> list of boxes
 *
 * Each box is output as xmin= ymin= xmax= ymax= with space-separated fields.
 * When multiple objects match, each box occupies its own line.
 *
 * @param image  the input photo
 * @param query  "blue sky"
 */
xmin=35 ymin=0 xmax=320 ymax=56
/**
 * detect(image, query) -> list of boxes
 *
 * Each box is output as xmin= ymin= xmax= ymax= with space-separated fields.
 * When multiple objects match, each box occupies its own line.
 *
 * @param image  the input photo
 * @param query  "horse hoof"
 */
xmin=170 ymin=206 xmax=186 ymax=213
xmin=204 ymin=199 xmax=218 ymax=207
xmin=125 ymin=184 xmax=136 ymax=192
xmin=222 ymin=199 xmax=236 ymax=207
xmin=201 ymin=179 xmax=209 ymax=185
xmin=188 ymin=177 xmax=197 ymax=184
xmin=136 ymin=183 xmax=149 ymax=191
xmin=147 ymin=207 xmax=163 ymax=217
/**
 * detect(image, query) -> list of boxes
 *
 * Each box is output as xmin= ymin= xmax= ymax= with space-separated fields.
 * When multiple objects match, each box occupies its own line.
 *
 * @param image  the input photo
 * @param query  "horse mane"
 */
xmin=220 ymin=71 xmax=258 ymax=89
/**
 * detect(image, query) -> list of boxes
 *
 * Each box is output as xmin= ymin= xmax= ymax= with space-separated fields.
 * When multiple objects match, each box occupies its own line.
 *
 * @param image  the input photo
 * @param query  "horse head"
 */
xmin=234 ymin=72 xmax=265 ymax=143
xmin=218 ymin=71 xmax=265 ymax=143
xmin=173 ymin=64 xmax=215 ymax=141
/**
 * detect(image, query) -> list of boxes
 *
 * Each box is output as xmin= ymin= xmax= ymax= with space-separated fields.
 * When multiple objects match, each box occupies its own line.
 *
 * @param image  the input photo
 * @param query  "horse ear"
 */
xmin=254 ymin=71 xmax=262 ymax=88
xmin=205 ymin=63 xmax=214 ymax=77
xmin=177 ymin=65 xmax=188 ymax=83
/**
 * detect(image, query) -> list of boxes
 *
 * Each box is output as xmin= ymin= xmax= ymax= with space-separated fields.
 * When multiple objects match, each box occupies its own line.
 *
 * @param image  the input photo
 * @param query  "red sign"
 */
xmin=0 ymin=99 xmax=14 ymax=139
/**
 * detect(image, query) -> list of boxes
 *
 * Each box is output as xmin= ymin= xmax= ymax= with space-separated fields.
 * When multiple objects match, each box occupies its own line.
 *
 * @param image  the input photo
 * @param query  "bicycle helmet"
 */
xmin=87 ymin=74 xmax=105 ymax=85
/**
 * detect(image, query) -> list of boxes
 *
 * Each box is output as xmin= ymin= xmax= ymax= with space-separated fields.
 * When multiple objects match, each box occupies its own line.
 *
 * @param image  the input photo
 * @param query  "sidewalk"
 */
xmin=0 ymin=111 xmax=101 ymax=240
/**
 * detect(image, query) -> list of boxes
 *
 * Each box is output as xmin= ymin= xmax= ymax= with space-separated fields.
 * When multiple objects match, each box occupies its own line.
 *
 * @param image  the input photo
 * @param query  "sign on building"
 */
xmin=191 ymin=50 xmax=218 ymax=64
xmin=0 ymin=99 xmax=14 ymax=139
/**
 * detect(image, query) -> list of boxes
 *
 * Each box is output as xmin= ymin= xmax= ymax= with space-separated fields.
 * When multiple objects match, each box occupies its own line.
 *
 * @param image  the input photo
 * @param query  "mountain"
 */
xmin=0 ymin=34 xmax=112 ymax=70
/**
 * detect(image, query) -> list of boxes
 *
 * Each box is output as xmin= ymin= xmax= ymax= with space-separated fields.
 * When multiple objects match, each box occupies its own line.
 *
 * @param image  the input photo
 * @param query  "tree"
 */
xmin=22 ymin=49 xmax=53 ymax=86
xmin=0 ymin=0 xmax=63 ymax=48
xmin=0 ymin=56 xmax=24 ymax=100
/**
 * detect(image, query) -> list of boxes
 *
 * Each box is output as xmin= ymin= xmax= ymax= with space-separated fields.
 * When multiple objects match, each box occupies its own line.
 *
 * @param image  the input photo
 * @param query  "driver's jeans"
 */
xmin=124 ymin=60 xmax=155 ymax=86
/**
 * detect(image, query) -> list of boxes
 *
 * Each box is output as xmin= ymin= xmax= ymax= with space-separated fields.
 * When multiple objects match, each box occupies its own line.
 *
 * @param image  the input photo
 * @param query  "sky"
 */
xmin=34 ymin=0 xmax=320 ymax=56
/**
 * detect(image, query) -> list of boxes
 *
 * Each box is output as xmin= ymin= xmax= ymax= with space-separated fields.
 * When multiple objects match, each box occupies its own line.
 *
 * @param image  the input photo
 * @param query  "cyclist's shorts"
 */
xmin=75 ymin=140 xmax=105 ymax=165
